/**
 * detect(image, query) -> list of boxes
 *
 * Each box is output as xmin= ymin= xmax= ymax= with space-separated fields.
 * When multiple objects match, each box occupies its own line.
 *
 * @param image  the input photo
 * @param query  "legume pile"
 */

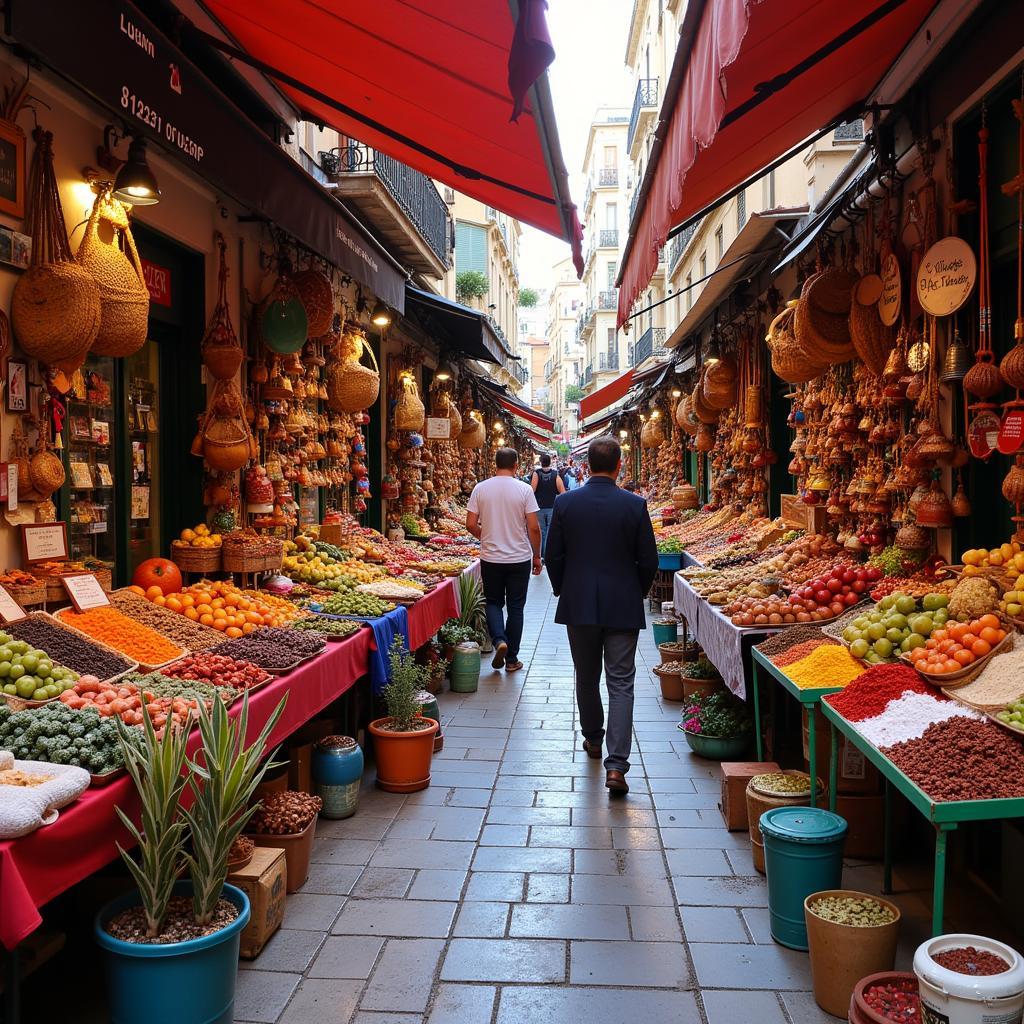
xmin=861 ymin=978 xmax=920 ymax=1023
xmin=756 ymin=627 xmax=830 ymax=657
xmin=212 ymin=627 xmax=325 ymax=671
xmin=57 ymin=606 xmax=183 ymax=666
xmin=751 ymin=772 xmax=812 ymax=796
xmin=111 ymin=591 xmax=223 ymax=651
xmin=931 ymin=946 xmax=1009 ymax=975
xmin=882 ymin=717 xmax=1024 ymax=801
xmin=8 ymin=615 xmax=133 ymax=680
xmin=807 ymin=895 xmax=896 ymax=927
xmin=247 ymin=790 xmax=322 ymax=834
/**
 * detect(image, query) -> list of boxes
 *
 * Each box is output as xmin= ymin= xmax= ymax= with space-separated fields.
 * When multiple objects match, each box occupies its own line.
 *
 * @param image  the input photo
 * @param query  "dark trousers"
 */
xmin=480 ymin=560 xmax=532 ymax=661
xmin=566 ymin=626 xmax=639 ymax=773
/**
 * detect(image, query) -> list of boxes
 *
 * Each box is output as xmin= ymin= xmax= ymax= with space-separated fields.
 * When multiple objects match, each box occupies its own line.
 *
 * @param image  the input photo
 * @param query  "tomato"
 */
xmin=978 ymin=613 xmax=1001 ymax=632
xmin=133 ymin=558 xmax=183 ymax=595
xmin=970 ymin=639 xmax=991 ymax=657
xmin=979 ymin=626 xmax=1001 ymax=645
xmin=953 ymin=649 xmax=974 ymax=666
xmin=949 ymin=623 xmax=969 ymax=643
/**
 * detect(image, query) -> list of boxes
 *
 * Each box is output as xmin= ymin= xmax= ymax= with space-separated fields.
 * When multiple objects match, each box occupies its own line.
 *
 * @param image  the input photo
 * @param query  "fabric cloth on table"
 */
xmin=407 ymin=577 xmax=459 ymax=652
xmin=673 ymin=572 xmax=705 ymax=634
xmin=366 ymin=605 xmax=410 ymax=692
xmin=0 ymin=628 xmax=372 ymax=951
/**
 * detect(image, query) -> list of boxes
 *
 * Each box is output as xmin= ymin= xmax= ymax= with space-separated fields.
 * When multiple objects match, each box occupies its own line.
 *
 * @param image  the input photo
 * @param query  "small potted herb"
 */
xmin=679 ymin=689 xmax=751 ymax=760
xmin=680 ymin=655 xmax=725 ymax=700
xmin=368 ymin=637 xmax=438 ymax=792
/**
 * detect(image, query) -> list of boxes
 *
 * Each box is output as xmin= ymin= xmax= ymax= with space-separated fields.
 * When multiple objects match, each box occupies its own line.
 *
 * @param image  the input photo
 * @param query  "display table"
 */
xmin=406 ymin=577 xmax=460 ymax=652
xmin=0 ymin=627 xmax=373 ymax=953
xmin=820 ymin=700 xmax=1024 ymax=935
xmin=749 ymin=648 xmax=847 ymax=806
xmin=672 ymin=572 xmax=779 ymax=697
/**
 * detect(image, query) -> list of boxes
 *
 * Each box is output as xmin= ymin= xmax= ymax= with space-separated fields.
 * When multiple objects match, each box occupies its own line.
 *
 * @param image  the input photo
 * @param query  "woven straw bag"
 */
xmin=691 ymin=374 xmax=719 ymax=424
xmin=703 ymin=356 xmax=738 ymax=410
xmin=202 ymin=416 xmax=250 ymax=471
xmin=767 ymin=302 xmax=826 ymax=383
xmin=848 ymin=274 xmax=893 ymax=378
xmin=395 ymin=373 xmax=425 ymax=431
xmin=77 ymin=190 xmax=149 ymax=357
xmin=794 ymin=269 xmax=858 ymax=363
xmin=641 ymin=417 xmax=665 ymax=449
xmin=29 ymin=444 xmax=65 ymax=499
xmin=459 ymin=411 xmax=485 ymax=448
xmin=11 ymin=128 xmax=100 ymax=374
xmin=327 ymin=328 xmax=380 ymax=412
xmin=202 ymin=234 xmax=243 ymax=381
xmin=292 ymin=267 xmax=334 ymax=338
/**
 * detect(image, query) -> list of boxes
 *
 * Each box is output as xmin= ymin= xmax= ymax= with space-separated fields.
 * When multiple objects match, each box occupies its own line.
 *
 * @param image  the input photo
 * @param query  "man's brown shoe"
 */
xmin=582 ymin=739 xmax=602 ymax=760
xmin=605 ymin=770 xmax=629 ymax=794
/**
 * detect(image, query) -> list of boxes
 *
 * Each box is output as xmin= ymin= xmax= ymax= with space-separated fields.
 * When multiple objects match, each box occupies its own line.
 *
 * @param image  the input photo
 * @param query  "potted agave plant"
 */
xmin=369 ymin=637 xmax=438 ymax=792
xmin=95 ymin=693 xmax=285 ymax=1024
xmin=679 ymin=689 xmax=751 ymax=760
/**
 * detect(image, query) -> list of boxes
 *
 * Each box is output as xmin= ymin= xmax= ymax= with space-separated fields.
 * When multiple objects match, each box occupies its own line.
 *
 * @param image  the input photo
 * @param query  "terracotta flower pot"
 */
xmin=246 ymin=816 xmax=316 ymax=894
xmin=653 ymin=665 xmax=685 ymax=701
xmin=369 ymin=717 xmax=440 ymax=793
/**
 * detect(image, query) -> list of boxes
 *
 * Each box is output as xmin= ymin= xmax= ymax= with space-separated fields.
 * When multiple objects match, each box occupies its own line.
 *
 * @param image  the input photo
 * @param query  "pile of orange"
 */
xmin=57 ymin=606 xmax=184 ymax=666
xmin=907 ymin=614 xmax=1007 ymax=674
xmin=133 ymin=579 xmax=304 ymax=637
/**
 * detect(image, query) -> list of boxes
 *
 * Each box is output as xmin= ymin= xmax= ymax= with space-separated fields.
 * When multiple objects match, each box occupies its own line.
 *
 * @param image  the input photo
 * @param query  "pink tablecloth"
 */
xmin=0 ymin=627 xmax=372 ymax=951
xmin=406 ymin=577 xmax=459 ymax=651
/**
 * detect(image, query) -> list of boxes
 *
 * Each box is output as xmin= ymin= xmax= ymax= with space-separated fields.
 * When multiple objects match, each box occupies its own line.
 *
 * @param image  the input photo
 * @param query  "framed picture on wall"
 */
xmin=0 ymin=120 xmax=25 ymax=220
xmin=6 ymin=359 xmax=27 ymax=412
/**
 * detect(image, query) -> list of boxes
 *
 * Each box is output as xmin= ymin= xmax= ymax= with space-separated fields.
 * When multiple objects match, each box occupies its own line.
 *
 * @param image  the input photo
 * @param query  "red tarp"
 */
xmin=579 ymin=369 xmax=635 ymax=421
xmin=618 ymin=0 xmax=937 ymax=324
xmin=202 ymin=0 xmax=583 ymax=271
xmin=497 ymin=397 xmax=556 ymax=431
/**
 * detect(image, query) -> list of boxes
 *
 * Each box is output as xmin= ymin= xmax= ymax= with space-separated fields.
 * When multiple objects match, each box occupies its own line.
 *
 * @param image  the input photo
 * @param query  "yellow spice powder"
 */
xmin=783 ymin=643 xmax=865 ymax=690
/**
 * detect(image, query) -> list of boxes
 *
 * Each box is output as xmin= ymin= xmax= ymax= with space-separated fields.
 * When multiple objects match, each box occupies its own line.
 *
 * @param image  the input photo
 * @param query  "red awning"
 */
xmin=579 ymin=369 xmax=635 ymax=421
xmin=617 ymin=0 xmax=937 ymax=325
xmin=200 ymin=0 xmax=583 ymax=272
xmin=498 ymin=397 xmax=555 ymax=432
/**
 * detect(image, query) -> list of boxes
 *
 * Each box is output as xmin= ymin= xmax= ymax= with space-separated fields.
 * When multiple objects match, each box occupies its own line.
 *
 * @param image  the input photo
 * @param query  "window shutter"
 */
xmin=455 ymin=223 xmax=487 ymax=274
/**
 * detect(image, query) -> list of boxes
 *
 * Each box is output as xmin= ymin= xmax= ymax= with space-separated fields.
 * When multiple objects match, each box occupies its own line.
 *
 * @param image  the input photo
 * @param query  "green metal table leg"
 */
xmin=933 ymin=825 xmax=954 ymax=936
xmin=883 ymin=780 xmax=893 ymax=894
xmin=752 ymin=661 xmax=764 ymax=762
xmin=808 ymin=702 xmax=817 ymax=808
xmin=829 ymin=723 xmax=838 ymax=813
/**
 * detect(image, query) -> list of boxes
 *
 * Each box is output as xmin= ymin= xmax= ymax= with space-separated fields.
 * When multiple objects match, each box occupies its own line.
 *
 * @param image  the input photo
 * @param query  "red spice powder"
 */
xmin=823 ymin=663 xmax=931 ymax=721
xmin=772 ymin=638 xmax=833 ymax=667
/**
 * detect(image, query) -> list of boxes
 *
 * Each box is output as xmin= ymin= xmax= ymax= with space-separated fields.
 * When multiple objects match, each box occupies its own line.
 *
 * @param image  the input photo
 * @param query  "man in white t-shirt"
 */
xmin=466 ymin=447 xmax=542 ymax=672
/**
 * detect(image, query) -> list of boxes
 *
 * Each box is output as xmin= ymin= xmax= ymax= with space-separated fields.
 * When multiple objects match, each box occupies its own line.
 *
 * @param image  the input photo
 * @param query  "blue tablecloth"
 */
xmin=366 ymin=605 xmax=411 ymax=693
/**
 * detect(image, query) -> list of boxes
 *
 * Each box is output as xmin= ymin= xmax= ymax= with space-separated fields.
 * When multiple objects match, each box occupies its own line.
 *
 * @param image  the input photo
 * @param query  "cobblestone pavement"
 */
xmin=236 ymin=574 xmax=832 ymax=1024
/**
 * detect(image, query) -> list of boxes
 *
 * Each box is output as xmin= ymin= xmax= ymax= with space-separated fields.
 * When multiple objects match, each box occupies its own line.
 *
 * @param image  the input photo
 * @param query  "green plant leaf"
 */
xmin=382 ymin=636 xmax=429 ymax=731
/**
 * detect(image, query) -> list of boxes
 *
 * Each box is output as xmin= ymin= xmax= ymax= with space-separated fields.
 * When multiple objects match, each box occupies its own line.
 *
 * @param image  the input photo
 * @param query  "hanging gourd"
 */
xmin=76 ymin=188 xmax=150 ymax=357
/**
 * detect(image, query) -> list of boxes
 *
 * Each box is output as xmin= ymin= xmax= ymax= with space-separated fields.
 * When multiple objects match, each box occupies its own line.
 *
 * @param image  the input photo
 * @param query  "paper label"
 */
xmin=916 ymin=236 xmax=976 ymax=316
xmin=62 ymin=573 xmax=110 ymax=611
xmin=0 ymin=585 xmax=27 ymax=623
xmin=22 ymin=522 xmax=68 ymax=562
xmin=425 ymin=417 xmax=451 ymax=439
xmin=997 ymin=411 xmax=1024 ymax=455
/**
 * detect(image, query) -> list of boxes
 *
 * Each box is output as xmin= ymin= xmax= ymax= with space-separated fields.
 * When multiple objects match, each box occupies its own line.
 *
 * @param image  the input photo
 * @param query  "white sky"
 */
xmin=519 ymin=0 xmax=633 ymax=289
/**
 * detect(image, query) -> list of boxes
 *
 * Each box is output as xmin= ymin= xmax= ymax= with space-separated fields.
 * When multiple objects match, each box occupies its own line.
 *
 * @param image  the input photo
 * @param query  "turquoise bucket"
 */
xmin=312 ymin=735 xmax=364 ymax=819
xmin=95 ymin=881 xmax=250 ymax=1024
xmin=760 ymin=807 xmax=847 ymax=950
xmin=450 ymin=642 xmax=481 ymax=692
xmin=652 ymin=620 xmax=678 ymax=646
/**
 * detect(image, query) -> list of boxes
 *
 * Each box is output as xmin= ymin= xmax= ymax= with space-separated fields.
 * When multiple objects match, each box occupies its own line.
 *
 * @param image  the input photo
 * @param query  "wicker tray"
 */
xmin=264 ymin=651 xmax=321 ymax=676
xmin=7 ymin=582 xmax=46 ymax=606
xmin=901 ymin=630 xmax=1015 ymax=687
xmin=90 ymin=768 xmax=125 ymax=787
xmin=15 ymin=611 xmax=139 ymax=683
xmin=171 ymin=543 xmax=222 ymax=574
xmin=53 ymin=608 xmax=185 ymax=674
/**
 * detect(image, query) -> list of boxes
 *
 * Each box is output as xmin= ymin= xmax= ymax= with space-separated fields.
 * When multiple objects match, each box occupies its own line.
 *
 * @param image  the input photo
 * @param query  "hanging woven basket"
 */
xmin=291 ymin=267 xmax=334 ymax=338
xmin=395 ymin=373 xmax=426 ymax=431
xmin=259 ymin=275 xmax=308 ymax=354
xmin=641 ymin=417 xmax=665 ymax=449
xmin=459 ymin=411 xmax=486 ymax=449
xmin=793 ymin=269 xmax=858 ymax=363
xmin=326 ymin=331 xmax=380 ymax=413
xmin=849 ymin=274 xmax=893 ymax=377
xmin=202 ymin=416 xmax=251 ymax=472
xmin=766 ymin=303 xmax=826 ymax=383
xmin=201 ymin=234 xmax=243 ymax=380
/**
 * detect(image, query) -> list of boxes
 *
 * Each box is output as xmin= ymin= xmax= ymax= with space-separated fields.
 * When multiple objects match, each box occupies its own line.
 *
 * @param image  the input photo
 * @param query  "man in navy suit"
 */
xmin=544 ymin=436 xmax=659 ymax=793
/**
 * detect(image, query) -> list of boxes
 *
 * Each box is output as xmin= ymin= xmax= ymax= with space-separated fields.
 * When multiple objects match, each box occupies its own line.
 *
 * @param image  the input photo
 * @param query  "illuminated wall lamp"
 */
xmin=370 ymin=302 xmax=392 ymax=327
xmin=113 ymin=135 xmax=161 ymax=206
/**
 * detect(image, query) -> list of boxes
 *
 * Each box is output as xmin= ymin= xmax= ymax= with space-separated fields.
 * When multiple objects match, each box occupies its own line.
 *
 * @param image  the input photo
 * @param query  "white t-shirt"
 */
xmin=467 ymin=475 xmax=539 ymax=564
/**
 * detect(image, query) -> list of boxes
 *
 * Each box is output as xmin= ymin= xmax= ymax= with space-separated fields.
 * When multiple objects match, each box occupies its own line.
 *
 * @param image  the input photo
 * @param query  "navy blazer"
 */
xmin=545 ymin=476 xmax=659 ymax=630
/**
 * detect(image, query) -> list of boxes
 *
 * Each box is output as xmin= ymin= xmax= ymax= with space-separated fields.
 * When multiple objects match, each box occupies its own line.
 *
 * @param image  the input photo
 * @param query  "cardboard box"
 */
xmin=803 ymin=708 xmax=882 ymax=795
xmin=229 ymin=847 xmax=287 ymax=960
xmin=720 ymin=761 xmax=781 ymax=830
xmin=288 ymin=742 xmax=313 ymax=795
xmin=836 ymin=793 xmax=884 ymax=859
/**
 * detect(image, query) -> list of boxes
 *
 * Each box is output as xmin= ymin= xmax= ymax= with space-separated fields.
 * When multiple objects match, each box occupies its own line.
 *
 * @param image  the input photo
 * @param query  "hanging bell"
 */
xmin=940 ymin=328 xmax=971 ymax=385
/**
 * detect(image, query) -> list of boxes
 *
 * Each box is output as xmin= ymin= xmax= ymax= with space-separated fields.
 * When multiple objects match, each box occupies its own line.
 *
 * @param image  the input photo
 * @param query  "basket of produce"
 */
xmin=109 ymin=590 xmax=224 ymax=651
xmin=291 ymin=616 xmax=363 ymax=641
xmin=0 ymin=627 xmax=83 ymax=711
xmin=171 ymin=540 xmax=222 ymax=574
xmin=839 ymin=592 xmax=951 ymax=665
xmin=7 ymin=612 xmax=137 ymax=683
xmin=307 ymin=590 xmax=396 ymax=619
xmin=55 ymin=605 xmax=187 ymax=673
xmin=211 ymin=627 xmax=326 ymax=674
xmin=355 ymin=580 xmax=423 ymax=604
xmin=221 ymin=530 xmax=284 ymax=573
xmin=0 ymin=571 xmax=46 ymax=607
xmin=902 ymin=615 xmax=1012 ymax=685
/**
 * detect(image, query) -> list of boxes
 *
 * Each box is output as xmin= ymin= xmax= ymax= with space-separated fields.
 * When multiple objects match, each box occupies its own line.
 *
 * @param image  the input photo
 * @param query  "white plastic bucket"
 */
xmin=914 ymin=933 xmax=1024 ymax=1024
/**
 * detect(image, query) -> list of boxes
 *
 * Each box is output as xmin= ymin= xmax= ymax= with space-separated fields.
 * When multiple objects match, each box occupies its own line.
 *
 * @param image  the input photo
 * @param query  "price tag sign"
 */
xmin=61 ymin=573 xmax=110 ymax=612
xmin=424 ymin=417 xmax=451 ymax=440
xmin=968 ymin=410 xmax=1001 ymax=459
xmin=20 ymin=522 xmax=68 ymax=564
xmin=916 ymin=237 xmax=976 ymax=316
xmin=878 ymin=253 xmax=902 ymax=327
xmin=0 ymin=585 xmax=27 ymax=624
xmin=998 ymin=410 xmax=1024 ymax=455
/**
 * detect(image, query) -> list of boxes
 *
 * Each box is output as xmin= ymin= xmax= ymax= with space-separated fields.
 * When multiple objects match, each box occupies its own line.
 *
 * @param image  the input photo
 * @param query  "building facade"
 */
xmin=578 ymin=108 xmax=630 ymax=396
xmin=544 ymin=256 xmax=586 ymax=438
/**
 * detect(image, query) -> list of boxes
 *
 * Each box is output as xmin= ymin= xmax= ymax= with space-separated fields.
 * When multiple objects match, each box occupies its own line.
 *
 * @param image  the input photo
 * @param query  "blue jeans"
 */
xmin=537 ymin=507 xmax=554 ymax=557
xmin=480 ymin=560 xmax=531 ymax=661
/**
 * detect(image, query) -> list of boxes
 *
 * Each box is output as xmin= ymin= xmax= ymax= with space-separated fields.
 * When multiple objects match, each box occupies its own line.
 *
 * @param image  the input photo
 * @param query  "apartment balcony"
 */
xmin=577 ymin=305 xmax=595 ymax=340
xmin=597 ymin=167 xmax=619 ymax=188
xmin=633 ymin=325 xmax=668 ymax=366
xmin=597 ymin=350 xmax=619 ymax=372
xmin=629 ymin=186 xmax=640 ymax=226
xmin=585 ymin=364 xmax=594 ymax=386
xmin=598 ymin=229 xmax=619 ymax=248
xmin=627 ymin=78 xmax=659 ymax=157
xmin=597 ymin=289 xmax=617 ymax=310
xmin=511 ymin=359 xmax=529 ymax=387
xmin=318 ymin=143 xmax=451 ymax=278
xmin=667 ymin=217 xmax=702 ymax=272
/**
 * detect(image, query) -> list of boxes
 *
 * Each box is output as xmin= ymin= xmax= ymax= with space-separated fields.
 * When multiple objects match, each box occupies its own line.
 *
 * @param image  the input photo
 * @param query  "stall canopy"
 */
xmin=579 ymin=359 xmax=675 ymax=422
xmin=405 ymin=287 xmax=512 ymax=365
xmin=197 ymin=0 xmax=583 ymax=272
xmin=616 ymin=0 xmax=939 ymax=326
xmin=479 ymin=378 xmax=556 ymax=431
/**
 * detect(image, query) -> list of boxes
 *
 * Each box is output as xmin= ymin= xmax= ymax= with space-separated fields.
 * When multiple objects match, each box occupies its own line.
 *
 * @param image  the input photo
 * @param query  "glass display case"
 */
xmin=124 ymin=342 xmax=161 ymax=580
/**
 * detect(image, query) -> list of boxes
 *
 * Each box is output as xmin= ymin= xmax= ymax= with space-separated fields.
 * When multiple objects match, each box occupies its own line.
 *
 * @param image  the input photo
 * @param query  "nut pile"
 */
xmin=213 ymin=627 xmax=325 ymax=670
xmin=931 ymin=946 xmax=1010 ymax=975
xmin=111 ymin=591 xmax=223 ymax=650
xmin=751 ymin=772 xmax=813 ymax=796
xmin=807 ymin=895 xmax=897 ymax=927
xmin=756 ymin=627 xmax=830 ymax=658
xmin=248 ymin=790 xmax=322 ymax=834
xmin=8 ymin=616 xmax=133 ymax=680
xmin=291 ymin=616 xmax=362 ymax=639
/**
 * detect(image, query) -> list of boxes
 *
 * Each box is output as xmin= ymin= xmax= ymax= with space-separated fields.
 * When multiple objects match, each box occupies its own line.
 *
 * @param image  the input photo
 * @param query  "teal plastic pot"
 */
xmin=312 ymin=735 xmax=364 ymax=819
xmin=450 ymin=642 xmax=481 ymax=692
xmin=760 ymin=807 xmax=847 ymax=950
xmin=95 ymin=881 xmax=250 ymax=1024
xmin=652 ymin=620 xmax=678 ymax=646
xmin=683 ymin=730 xmax=749 ymax=760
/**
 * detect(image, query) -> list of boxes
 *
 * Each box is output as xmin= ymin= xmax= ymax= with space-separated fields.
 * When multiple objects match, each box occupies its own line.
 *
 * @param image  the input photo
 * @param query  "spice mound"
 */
xmin=931 ymin=946 xmax=1010 ymax=975
xmin=248 ymin=790 xmax=322 ymax=834
xmin=105 ymin=895 xmax=238 ymax=944
xmin=751 ymin=772 xmax=812 ymax=796
xmin=781 ymin=643 xmax=864 ymax=689
xmin=807 ymin=895 xmax=896 ymax=927
xmin=0 ymin=768 xmax=52 ymax=787
xmin=861 ymin=977 xmax=920 ymax=1023
xmin=756 ymin=626 xmax=829 ymax=658
xmin=825 ymin=663 xmax=930 ymax=721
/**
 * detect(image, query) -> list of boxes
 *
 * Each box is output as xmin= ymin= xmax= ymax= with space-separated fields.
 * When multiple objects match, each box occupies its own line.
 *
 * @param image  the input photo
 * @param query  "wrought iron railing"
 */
xmin=629 ymin=186 xmax=640 ymax=225
xmin=599 ymin=229 xmax=619 ymax=248
xmin=512 ymin=360 xmax=528 ymax=386
xmin=321 ymin=143 xmax=450 ymax=267
xmin=627 ymin=78 xmax=659 ymax=152
xmin=598 ymin=350 xmax=619 ymax=371
xmin=597 ymin=289 xmax=617 ymax=310
xmin=597 ymin=167 xmax=619 ymax=187
xmin=584 ymin=364 xmax=594 ymax=386
xmin=633 ymin=325 xmax=668 ymax=365
xmin=667 ymin=217 xmax=701 ymax=270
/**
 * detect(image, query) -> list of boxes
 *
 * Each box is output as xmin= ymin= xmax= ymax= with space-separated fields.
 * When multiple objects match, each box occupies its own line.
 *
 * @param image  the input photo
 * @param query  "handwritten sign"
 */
xmin=424 ymin=417 xmax=452 ymax=440
xmin=20 ymin=522 xmax=69 ymax=564
xmin=998 ymin=410 xmax=1024 ymax=455
xmin=878 ymin=253 xmax=901 ymax=327
xmin=968 ymin=410 xmax=1001 ymax=459
xmin=0 ymin=585 xmax=27 ymax=624
xmin=61 ymin=573 xmax=111 ymax=612
xmin=917 ymin=237 xmax=976 ymax=316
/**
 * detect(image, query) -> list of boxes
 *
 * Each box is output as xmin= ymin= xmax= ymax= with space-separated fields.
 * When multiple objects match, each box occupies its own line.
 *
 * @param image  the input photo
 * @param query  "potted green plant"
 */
xmin=456 ymin=573 xmax=488 ymax=650
xmin=369 ymin=637 xmax=438 ymax=792
xmin=94 ymin=693 xmax=285 ymax=1024
xmin=679 ymin=689 xmax=751 ymax=760
xmin=680 ymin=655 xmax=725 ymax=700
xmin=437 ymin=619 xmax=474 ymax=663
